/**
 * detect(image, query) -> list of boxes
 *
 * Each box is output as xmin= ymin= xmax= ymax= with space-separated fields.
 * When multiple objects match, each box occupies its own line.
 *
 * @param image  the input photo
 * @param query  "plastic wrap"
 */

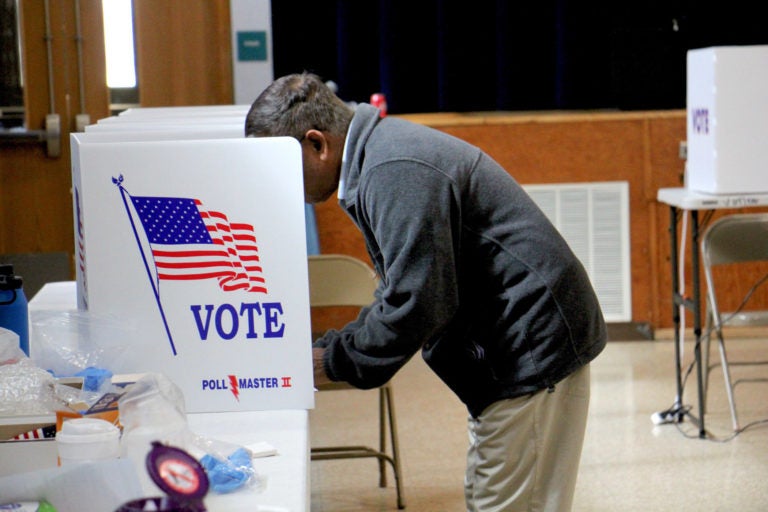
xmin=0 ymin=327 xmax=66 ymax=415
xmin=1 ymin=327 xmax=119 ymax=418
xmin=119 ymin=373 xmax=263 ymax=494
xmin=29 ymin=310 xmax=134 ymax=378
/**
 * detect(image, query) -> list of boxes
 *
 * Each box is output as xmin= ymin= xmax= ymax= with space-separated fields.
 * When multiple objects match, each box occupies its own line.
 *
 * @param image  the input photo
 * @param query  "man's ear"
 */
xmin=304 ymin=129 xmax=326 ymax=153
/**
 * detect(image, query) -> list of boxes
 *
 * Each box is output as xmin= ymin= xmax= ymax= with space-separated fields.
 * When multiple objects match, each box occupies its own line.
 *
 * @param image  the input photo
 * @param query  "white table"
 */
xmin=657 ymin=188 xmax=768 ymax=210
xmin=190 ymin=410 xmax=309 ymax=512
xmin=23 ymin=281 xmax=310 ymax=511
xmin=656 ymin=188 xmax=768 ymax=437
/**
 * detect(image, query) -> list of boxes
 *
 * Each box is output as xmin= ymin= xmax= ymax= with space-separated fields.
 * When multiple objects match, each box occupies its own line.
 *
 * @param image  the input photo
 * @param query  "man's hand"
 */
xmin=313 ymin=347 xmax=332 ymax=387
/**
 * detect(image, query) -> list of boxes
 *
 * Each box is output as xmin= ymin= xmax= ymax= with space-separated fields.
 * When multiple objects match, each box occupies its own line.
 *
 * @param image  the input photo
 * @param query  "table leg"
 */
xmin=665 ymin=206 xmax=707 ymax=437
xmin=691 ymin=210 xmax=707 ymax=438
xmin=669 ymin=206 xmax=685 ymax=420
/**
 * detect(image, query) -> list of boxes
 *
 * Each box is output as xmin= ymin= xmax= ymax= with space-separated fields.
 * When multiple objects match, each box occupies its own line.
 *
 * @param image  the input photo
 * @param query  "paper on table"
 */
xmin=248 ymin=441 xmax=278 ymax=458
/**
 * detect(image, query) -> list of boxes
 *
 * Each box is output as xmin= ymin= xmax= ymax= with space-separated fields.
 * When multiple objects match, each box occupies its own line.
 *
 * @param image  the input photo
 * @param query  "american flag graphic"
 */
xmin=130 ymin=196 xmax=267 ymax=293
xmin=11 ymin=424 xmax=57 ymax=441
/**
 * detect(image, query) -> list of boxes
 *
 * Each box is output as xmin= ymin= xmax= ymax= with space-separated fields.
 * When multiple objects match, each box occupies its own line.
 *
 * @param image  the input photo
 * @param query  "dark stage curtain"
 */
xmin=271 ymin=1 xmax=767 ymax=114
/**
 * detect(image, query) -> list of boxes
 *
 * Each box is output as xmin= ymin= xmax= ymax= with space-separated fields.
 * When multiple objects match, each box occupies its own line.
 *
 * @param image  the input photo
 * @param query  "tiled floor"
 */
xmin=309 ymin=338 xmax=768 ymax=511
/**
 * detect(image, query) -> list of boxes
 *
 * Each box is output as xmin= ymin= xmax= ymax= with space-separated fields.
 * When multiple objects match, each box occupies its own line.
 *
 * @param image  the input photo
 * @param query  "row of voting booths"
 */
xmin=69 ymin=106 xmax=315 ymax=413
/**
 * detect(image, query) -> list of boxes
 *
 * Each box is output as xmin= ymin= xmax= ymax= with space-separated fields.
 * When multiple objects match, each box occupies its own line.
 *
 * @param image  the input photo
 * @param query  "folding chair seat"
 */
xmin=308 ymin=254 xmax=405 ymax=509
xmin=701 ymin=213 xmax=768 ymax=431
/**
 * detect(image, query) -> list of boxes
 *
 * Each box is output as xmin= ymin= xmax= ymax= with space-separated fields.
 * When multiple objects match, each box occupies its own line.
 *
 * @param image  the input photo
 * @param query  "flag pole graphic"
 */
xmin=113 ymin=175 xmax=178 ymax=356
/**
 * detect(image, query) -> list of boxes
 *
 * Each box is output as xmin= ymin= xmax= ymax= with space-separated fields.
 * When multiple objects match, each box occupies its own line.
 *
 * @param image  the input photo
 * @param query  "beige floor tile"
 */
xmin=310 ymin=339 xmax=768 ymax=511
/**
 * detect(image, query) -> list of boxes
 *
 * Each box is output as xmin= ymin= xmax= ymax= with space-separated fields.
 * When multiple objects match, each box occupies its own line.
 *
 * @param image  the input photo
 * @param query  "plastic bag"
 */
xmin=29 ymin=310 xmax=134 ymax=378
xmin=0 ymin=327 xmax=68 ymax=416
xmin=118 ymin=373 xmax=263 ymax=494
xmin=0 ymin=327 xmax=24 ymax=364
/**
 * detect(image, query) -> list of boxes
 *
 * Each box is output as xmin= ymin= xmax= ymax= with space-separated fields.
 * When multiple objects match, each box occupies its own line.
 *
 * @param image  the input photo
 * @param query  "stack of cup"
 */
xmin=56 ymin=418 xmax=121 ymax=465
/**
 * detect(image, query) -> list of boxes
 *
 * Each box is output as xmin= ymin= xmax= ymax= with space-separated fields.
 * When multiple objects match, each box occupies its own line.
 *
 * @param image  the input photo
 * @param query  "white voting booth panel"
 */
xmin=85 ymin=107 xmax=246 ymax=134
xmin=84 ymin=123 xmax=246 ymax=135
xmin=70 ymin=135 xmax=314 ymax=413
xmin=96 ymin=105 xmax=247 ymax=126
xmin=85 ymin=118 xmax=245 ymax=134
xmin=95 ymin=116 xmax=246 ymax=126
xmin=117 ymin=105 xmax=251 ymax=118
xmin=686 ymin=45 xmax=768 ymax=195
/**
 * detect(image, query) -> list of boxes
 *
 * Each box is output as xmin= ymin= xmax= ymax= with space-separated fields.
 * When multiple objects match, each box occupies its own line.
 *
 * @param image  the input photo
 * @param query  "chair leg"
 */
xmin=312 ymin=385 xmax=405 ymax=509
xmin=703 ymin=309 xmax=713 ymax=415
xmin=384 ymin=385 xmax=406 ymax=509
xmin=378 ymin=387 xmax=388 ymax=488
xmin=715 ymin=329 xmax=740 ymax=432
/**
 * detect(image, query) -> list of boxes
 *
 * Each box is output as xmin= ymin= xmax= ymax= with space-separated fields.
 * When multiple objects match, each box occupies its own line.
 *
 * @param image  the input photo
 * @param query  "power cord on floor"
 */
xmin=673 ymin=416 xmax=768 ymax=442
xmin=656 ymin=338 xmax=768 ymax=442
xmin=652 ymin=271 xmax=768 ymax=442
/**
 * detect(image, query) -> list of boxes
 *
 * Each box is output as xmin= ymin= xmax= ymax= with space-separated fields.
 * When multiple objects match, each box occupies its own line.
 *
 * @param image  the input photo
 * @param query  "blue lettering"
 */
xmin=263 ymin=302 xmax=285 ymax=338
xmin=237 ymin=377 xmax=279 ymax=389
xmin=189 ymin=301 xmax=285 ymax=341
xmin=215 ymin=303 xmax=238 ymax=340
xmin=190 ymin=304 xmax=215 ymax=340
xmin=202 ymin=378 xmax=228 ymax=390
xmin=692 ymin=107 xmax=709 ymax=135
xmin=239 ymin=302 xmax=263 ymax=339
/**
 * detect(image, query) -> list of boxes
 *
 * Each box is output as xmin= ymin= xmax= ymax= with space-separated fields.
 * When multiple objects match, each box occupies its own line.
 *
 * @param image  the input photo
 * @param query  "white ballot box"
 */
xmin=70 ymin=135 xmax=314 ymax=413
xmin=686 ymin=45 xmax=768 ymax=194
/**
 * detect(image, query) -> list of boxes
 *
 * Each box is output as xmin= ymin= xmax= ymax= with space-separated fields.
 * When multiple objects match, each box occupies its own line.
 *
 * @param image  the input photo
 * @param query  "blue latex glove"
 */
xmin=200 ymin=447 xmax=253 ymax=493
xmin=75 ymin=366 xmax=113 ymax=392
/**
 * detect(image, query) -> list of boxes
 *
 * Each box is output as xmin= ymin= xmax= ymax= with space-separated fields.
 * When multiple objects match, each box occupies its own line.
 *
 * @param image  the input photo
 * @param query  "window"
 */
xmin=1 ymin=0 xmax=139 ymax=129
xmin=103 ymin=0 xmax=138 ymax=112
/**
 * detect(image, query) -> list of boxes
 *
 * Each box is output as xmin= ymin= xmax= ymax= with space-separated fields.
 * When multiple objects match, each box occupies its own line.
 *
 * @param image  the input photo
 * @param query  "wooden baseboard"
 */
xmin=606 ymin=322 xmax=653 ymax=341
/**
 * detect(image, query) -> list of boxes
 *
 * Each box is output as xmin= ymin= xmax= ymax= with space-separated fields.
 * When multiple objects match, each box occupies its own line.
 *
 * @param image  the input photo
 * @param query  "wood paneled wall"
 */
xmin=133 ymin=0 xmax=233 ymax=106
xmin=0 ymin=0 xmax=109 ymax=264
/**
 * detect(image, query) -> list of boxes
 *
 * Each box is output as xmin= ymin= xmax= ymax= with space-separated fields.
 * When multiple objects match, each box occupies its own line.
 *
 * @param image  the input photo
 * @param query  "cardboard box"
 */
xmin=0 ymin=415 xmax=57 ymax=443
xmin=70 ymin=136 xmax=314 ymax=413
xmin=686 ymin=45 xmax=768 ymax=194
xmin=0 ymin=378 xmax=83 ymax=477
xmin=0 ymin=437 xmax=58 ymax=477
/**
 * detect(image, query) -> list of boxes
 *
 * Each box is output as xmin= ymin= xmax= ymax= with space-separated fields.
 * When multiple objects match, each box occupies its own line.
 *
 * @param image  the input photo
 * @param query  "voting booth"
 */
xmin=686 ymin=45 xmax=768 ymax=194
xmin=69 ymin=126 xmax=314 ymax=413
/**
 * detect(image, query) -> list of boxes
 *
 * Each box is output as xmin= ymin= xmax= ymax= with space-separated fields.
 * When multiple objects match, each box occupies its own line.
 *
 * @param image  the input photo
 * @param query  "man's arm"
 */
xmin=313 ymin=347 xmax=332 ymax=386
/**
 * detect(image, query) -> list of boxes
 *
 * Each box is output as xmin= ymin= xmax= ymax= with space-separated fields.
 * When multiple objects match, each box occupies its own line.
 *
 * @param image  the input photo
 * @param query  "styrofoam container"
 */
xmin=56 ymin=418 xmax=120 ymax=464
xmin=686 ymin=45 xmax=768 ymax=194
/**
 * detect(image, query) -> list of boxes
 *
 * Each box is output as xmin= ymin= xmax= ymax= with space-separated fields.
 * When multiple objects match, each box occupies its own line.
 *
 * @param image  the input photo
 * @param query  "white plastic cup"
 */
xmin=56 ymin=417 xmax=121 ymax=465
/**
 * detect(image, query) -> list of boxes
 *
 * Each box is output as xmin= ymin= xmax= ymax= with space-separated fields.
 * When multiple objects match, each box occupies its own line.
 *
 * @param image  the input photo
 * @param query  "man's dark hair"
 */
xmin=244 ymin=72 xmax=354 ymax=140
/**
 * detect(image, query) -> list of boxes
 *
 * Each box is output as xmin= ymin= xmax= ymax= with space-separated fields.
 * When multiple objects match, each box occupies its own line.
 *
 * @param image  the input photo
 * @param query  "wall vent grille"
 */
xmin=523 ymin=181 xmax=631 ymax=322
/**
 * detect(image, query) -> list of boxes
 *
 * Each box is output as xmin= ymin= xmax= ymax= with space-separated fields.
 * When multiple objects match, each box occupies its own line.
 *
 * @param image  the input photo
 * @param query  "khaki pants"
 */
xmin=465 ymin=364 xmax=591 ymax=512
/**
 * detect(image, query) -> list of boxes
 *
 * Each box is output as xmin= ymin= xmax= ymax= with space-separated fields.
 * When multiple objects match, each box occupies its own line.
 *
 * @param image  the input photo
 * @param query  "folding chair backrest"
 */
xmin=307 ymin=254 xmax=378 ymax=308
xmin=702 ymin=213 xmax=768 ymax=267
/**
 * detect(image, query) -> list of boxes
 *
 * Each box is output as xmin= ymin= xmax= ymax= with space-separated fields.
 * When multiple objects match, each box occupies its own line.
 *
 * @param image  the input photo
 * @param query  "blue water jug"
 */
xmin=0 ymin=263 xmax=29 ymax=356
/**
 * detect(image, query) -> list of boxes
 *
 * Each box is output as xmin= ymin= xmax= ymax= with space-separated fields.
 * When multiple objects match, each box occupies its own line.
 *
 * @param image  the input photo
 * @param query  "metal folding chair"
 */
xmin=308 ymin=254 xmax=405 ymax=509
xmin=701 ymin=213 xmax=768 ymax=431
